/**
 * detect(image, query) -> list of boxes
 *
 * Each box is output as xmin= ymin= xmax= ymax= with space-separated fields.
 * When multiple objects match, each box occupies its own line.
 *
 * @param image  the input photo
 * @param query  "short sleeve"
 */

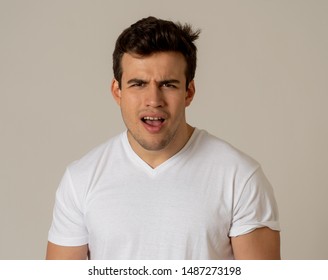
xmin=48 ymin=168 xmax=88 ymax=246
xmin=229 ymin=167 xmax=280 ymax=237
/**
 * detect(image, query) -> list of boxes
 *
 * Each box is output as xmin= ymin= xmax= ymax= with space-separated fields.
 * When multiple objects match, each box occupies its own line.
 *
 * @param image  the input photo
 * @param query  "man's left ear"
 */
xmin=111 ymin=79 xmax=121 ymax=106
xmin=185 ymin=80 xmax=195 ymax=107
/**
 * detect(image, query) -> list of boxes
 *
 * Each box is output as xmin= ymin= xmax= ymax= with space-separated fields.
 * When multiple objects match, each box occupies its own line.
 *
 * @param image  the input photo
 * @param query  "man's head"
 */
xmin=111 ymin=17 xmax=200 ymax=163
xmin=113 ymin=16 xmax=200 ymax=90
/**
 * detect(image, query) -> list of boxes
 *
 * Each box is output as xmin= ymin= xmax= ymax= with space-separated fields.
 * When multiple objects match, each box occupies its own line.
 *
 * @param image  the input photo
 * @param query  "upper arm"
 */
xmin=46 ymin=241 xmax=89 ymax=260
xmin=231 ymin=227 xmax=281 ymax=260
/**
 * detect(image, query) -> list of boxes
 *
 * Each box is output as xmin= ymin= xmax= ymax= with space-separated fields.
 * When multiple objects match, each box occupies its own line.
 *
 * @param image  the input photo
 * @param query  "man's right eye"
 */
xmin=130 ymin=82 xmax=144 ymax=87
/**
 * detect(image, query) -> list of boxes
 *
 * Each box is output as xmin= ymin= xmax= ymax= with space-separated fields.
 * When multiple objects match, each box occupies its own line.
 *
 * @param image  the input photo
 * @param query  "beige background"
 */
xmin=1 ymin=0 xmax=327 ymax=259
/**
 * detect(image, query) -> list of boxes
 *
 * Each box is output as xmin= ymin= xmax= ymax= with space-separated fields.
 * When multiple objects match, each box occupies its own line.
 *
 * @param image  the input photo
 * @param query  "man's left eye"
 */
xmin=162 ymin=83 xmax=176 ymax=88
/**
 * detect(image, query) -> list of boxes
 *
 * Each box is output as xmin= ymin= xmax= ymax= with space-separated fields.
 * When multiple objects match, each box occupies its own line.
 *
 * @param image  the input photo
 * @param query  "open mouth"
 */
xmin=141 ymin=116 xmax=165 ymax=127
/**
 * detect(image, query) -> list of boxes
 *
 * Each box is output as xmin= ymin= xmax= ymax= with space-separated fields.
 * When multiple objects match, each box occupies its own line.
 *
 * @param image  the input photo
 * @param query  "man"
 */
xmin=46 ymin=16 xmax=280 ymax=259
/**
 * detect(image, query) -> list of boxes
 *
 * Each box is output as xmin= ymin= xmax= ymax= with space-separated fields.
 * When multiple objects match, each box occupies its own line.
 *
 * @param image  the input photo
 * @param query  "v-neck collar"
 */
xmin=122 ymin=128 xmax=199 ymax=176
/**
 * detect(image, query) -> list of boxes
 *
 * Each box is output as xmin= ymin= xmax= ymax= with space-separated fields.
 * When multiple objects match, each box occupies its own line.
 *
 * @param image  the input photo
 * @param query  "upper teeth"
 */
xmin=143 ymin=117 xmax=163 ymax=120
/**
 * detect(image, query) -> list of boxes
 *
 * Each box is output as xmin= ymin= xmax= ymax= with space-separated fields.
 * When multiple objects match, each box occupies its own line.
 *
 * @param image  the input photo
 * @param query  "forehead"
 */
xmin=121 ymin=52 xmax=187 ymax=80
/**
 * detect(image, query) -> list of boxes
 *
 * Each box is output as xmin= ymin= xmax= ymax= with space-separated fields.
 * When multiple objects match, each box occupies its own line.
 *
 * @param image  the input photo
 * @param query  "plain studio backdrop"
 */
xmin=1 ymin=0 xmax=327 ymax=259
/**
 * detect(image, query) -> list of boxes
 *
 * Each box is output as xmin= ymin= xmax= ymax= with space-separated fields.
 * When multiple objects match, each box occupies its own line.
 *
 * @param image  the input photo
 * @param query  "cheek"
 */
xmin=170 ymin=96 xmax=188 ymax=110
xmin=121 ymin=93 xmax=140 ymax=106
xmin=120 ymin=96 xmax=139 ymax=122
xmin=120 ymin=95 xmax=134 ymax=111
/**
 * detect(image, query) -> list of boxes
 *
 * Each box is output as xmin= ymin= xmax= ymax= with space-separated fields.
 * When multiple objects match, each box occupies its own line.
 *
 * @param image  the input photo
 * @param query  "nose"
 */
xmin=145 ymin=84 xmax=164 ymax=108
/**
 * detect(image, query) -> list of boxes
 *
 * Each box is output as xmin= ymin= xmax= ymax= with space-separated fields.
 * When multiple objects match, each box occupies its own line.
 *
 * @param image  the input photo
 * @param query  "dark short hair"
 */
xmin=113 ymin=16 xmax=200 ymax=89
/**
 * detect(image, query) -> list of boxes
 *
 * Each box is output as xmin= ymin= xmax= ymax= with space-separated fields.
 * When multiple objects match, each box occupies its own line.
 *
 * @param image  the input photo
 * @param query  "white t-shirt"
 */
xmin=48 ymin=128 xmax=280 ymax=259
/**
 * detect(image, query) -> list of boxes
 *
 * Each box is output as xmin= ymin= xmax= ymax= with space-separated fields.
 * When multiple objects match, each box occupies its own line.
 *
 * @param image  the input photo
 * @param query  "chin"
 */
xmin=138 ymin=138 xmax=171 ymax=151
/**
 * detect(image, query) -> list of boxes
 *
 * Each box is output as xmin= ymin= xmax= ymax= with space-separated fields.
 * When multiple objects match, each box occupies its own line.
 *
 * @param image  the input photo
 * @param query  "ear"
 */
xmin=111 ymin=79 xmax=121 ymax=106
xmin=185 ymin=80 xmax=195 ymax=107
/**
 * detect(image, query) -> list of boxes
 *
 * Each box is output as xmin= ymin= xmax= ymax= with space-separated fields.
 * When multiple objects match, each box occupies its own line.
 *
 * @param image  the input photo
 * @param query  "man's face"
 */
xmin=112 ymin=51 xmax=195 ymax=153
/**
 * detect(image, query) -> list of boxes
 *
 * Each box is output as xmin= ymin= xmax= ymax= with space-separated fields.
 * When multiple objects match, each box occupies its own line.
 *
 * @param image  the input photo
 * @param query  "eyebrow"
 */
xmin=158 ymin=79 xmax=180 ymax=86
xmin=127 ymin=78 xmax=147 ymax=85
xmin=126 ymin=79 xmax=181 ymax=85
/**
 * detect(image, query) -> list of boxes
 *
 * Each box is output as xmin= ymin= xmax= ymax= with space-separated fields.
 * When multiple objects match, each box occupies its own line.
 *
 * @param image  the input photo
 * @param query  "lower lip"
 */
xmin=141 ymin=120 xmax=166 ymax=133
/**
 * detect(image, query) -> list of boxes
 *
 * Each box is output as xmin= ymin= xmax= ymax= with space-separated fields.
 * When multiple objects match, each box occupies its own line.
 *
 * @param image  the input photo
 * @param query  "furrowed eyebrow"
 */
xmin=126 ymin=79 xmax=181 ymax=86
xmin=127 ymin=78 xmax=148 ymax=85
xmin=158 ymin=79 xmax=180 ymax=86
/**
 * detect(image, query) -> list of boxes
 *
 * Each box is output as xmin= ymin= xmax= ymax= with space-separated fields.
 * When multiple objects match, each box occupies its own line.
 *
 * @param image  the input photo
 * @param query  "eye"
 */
xmin=162 ymin=83 xmax=177 ymax=88
xmin=130 ymin=82 xmax=145 ymax=88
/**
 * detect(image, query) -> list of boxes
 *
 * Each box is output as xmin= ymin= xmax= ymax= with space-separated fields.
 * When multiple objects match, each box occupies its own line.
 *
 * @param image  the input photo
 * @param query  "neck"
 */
xmin=128 ymin=124 xmax=195 ymax=169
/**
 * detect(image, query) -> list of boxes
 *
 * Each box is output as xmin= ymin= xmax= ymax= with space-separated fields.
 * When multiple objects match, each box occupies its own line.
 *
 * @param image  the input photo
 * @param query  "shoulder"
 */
xmin=57 ymin=132 xmax=127 ymax=201
xmin=66 ymin=132 xmax=125 ymax=178
xmin=193 ymin=129 xmax=260 ymax=173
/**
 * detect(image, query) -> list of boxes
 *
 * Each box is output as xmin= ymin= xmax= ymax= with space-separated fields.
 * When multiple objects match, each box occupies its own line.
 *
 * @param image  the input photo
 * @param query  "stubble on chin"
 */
xmin=127 ymin=128 xmax=177 ymax=152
